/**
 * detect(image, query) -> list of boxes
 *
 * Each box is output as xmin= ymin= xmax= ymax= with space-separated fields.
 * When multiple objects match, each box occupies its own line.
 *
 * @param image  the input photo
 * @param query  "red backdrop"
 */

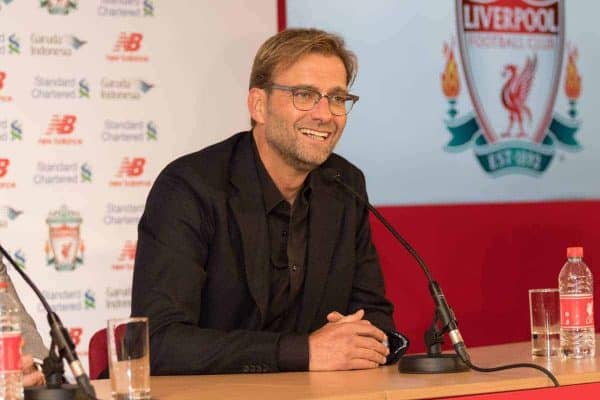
xmin=373 ymin=200 xmax=600 ymax=353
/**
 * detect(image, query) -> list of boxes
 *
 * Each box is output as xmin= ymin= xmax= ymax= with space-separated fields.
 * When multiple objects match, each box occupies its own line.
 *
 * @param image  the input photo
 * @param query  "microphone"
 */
xmin=322 ymin=168 xmax=559 ymax=385
xmin=0 ymin=243 xmax=97 ymax=399
xmin=322 ymin=168 xmax=469 ymax=372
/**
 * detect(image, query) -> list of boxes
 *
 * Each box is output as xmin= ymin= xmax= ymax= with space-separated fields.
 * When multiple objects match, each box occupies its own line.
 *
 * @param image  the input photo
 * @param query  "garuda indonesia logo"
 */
xmin=45 ymin=205 xmax=85 ymax=271
xmin=442 ymin=0 xmax=581 ymax=176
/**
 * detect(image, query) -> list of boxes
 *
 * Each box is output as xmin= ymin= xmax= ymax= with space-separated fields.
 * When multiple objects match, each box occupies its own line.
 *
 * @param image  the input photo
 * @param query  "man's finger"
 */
xmin=348 ymin=359 xmax=379 ymax=370
xmin=347 ymin=321 xmax=387 ymax=342
xmin=21 ymin=354 xmax=36 ymax=373
xmin=349 ymin=347 xmax=388 ymax=365
xmin=326 ymin=309 xmax=365 ymax=323
xmin=23 ymin=370 xmax=45 ymax=387
xmin=352 ymin=335 xmax=390 ymax=357
xmin=326 ymin=311 xmax=344 ymax=322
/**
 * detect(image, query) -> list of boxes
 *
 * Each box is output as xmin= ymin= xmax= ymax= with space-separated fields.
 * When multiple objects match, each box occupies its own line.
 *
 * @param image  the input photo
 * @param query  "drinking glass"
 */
xmin=107 ymin=317 xmax=150 ymax=399
xmin=528 ymin=288 xmax=560 ymax=357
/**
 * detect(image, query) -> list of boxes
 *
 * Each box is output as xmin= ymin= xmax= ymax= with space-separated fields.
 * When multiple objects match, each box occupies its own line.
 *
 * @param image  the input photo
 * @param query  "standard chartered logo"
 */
xmin=146 ymin=121 xmax=157 ymax=140
xmin=103 ymin=203 xmax=143 ymax=225
xmin=34 ymin=161 xmax=92 ymax=184
xmin=10 ymin=120 xmax=21 ymax=140
xmin=80 ymin=162 xmax=92 ymax=182
xmin=31 ymin=76 xmax=90 ymax=100
xmin=8 ymin=34 xmax=19 ymax=54
xmin=84 ymin=290 xmax=96 ymax=309
xmin=78 ymin=79 xmax=90 ymax=98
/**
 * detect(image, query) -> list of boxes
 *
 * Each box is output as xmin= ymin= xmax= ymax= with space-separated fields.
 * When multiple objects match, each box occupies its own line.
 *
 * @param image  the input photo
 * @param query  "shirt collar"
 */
xmin=251 ymin=137 xmax=313 ymax=213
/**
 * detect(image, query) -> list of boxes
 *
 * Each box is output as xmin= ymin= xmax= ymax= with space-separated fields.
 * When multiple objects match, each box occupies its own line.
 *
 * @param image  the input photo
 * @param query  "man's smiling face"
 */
xmin=263 ymin=53 xmax=349 ymax=172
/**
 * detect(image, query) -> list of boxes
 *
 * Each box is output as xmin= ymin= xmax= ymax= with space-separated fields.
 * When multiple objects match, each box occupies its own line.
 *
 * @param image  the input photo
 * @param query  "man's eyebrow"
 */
xmin=293 ymin=84 xmax=320 ymax=91
xmin=328 ymin=85 xmax=349 ymax=93
xmin=295 ymin=84 xmax=349 ymax=94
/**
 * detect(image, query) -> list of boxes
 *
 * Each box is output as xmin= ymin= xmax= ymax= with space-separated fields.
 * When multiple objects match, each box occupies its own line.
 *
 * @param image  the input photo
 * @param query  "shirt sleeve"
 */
xmin=277 ymin=333 xmax=309 ymax=371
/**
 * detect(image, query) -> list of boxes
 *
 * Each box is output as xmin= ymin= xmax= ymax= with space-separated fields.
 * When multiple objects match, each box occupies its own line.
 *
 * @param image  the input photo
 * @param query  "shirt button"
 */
xmin=291 ymin=264 xmax=297 ymax=272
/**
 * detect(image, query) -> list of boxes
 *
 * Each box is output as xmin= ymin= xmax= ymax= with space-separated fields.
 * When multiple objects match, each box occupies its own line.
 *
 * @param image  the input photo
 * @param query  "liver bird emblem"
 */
xmin=500 ymin=55 xmax=537 ymax=138
xmin=61 ymin=242 xmax=73 ymax=259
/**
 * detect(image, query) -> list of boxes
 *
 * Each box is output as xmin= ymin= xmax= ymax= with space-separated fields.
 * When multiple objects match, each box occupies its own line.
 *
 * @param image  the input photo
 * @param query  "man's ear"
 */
xmin=247 ymin=87 xmax=267 ymax=125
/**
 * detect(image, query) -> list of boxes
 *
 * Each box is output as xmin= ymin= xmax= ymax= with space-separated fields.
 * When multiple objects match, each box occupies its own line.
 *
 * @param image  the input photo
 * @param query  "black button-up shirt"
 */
xmin=252 ymin=140 xmax=311 ymax=370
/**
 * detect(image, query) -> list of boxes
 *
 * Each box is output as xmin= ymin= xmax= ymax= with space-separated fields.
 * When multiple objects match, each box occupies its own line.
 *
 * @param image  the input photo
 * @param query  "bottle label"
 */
xmin=560 ymin=294 xmax=595 ymax=329
xmin=0 ymin=332 xmax=22 ymax=373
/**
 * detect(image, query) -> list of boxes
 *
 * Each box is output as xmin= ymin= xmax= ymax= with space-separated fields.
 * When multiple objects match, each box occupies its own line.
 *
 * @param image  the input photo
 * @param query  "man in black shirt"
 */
xmin=132 ymin=28 xmax=405 ymax=374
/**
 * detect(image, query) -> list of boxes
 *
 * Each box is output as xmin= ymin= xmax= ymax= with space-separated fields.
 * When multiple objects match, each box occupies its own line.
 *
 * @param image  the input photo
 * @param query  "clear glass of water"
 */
xmin=107 ymin=317 xmax=151 ymax=400
xmin=528 ymin=288 xmax=560 ymax=357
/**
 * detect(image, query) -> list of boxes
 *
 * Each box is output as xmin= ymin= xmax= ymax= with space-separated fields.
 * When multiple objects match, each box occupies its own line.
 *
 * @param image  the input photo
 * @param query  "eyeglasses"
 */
xmin=267 ymin=83 xmax=359 ymax=116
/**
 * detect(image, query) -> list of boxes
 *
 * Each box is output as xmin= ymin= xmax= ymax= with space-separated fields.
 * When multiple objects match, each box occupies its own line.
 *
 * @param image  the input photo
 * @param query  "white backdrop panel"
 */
xmin=0 ymin=0 xmax=276 ymax=371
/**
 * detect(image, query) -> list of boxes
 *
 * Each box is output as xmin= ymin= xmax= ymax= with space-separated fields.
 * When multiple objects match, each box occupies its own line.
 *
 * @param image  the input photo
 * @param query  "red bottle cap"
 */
xmin=0 ymin=281 xmax=7 ymax=289
xmin=567 ymin=247 xmax=583 ymax=258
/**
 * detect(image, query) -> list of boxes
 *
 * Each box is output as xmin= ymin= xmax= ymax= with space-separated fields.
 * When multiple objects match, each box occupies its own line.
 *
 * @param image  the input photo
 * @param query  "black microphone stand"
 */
xmin=399 ymin=296 xmax=468 ymax=373
xmin=327 ymin=171 xmax=467 ymax=372
xmin=327 ymin=170 xmax=558 ymax=385
xmin=0 ymin=244 xmax=96 ymax=400
xmin=399 ymin=309 xmax=469 ymax=373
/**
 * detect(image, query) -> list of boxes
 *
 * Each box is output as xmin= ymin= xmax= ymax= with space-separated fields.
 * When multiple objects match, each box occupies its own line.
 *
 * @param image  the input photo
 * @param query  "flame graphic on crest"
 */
xmin=564 ymin=45 xmax=581 ymax=101
xmin=441 ymin=41 xmax=460 ymax=99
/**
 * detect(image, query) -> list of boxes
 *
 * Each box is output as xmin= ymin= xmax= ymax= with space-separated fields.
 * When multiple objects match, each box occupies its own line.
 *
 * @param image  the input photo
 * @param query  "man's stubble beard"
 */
xmin=264 ymin=110 xmax=339 ymax=173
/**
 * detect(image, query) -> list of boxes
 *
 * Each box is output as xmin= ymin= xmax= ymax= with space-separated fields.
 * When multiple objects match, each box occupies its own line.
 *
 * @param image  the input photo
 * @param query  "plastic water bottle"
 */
xmin=0 ymin=278 xmax=23 ymax=400
xmin=559 ymin=246 xmax=595 ymax=358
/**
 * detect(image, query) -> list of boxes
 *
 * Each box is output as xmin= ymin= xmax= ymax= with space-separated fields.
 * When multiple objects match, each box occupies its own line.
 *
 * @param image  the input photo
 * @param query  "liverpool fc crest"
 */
xmin=443 ymin=0 xmax=581 ymax=176
xmin=45 ymin=205 xmax=84 ymax=271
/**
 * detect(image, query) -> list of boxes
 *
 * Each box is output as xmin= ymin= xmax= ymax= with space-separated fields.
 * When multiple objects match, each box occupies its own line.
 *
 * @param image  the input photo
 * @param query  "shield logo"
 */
xmin=456 ymin=0 xmax=564 ymax=144
xmin=45 ymin=205 xmax=84 ymax=271
xmin=444 ymin=0 xmax=581 ymax=175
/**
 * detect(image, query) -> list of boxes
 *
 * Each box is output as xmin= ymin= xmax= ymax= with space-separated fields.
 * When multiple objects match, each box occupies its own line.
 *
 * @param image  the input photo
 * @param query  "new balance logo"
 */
xmin=0 ymin=159 xmax=9 ymax=178
xmin=117 ymin=157 xmax=146 ymax=177
xmin=47 ymin=115 xmax=77 ymax=135
xmin=118 ymin=240 xmax=137 ymax=261
xmin=113 ymin=32 xmax=143 ymax=52
xmin=0 ymin=158 xmax=15 ymax=188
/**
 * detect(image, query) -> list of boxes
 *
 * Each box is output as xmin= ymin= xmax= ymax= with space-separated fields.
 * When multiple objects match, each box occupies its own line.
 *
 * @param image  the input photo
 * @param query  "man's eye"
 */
xmin=295 ymin=90 xmax=314 ymax=100
xmin=331 ymin=95 xmax=347 ymax=104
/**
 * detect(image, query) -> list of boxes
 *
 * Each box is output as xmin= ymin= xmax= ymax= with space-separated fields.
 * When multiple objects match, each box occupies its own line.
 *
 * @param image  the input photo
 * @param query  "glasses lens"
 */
xmin=293 ymin=89 xmax=319 ymax=111
xmin=289 ymin=87 xmax=356 ymax=116
xmin=331 ymin=96 xmax=355 ymax=116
